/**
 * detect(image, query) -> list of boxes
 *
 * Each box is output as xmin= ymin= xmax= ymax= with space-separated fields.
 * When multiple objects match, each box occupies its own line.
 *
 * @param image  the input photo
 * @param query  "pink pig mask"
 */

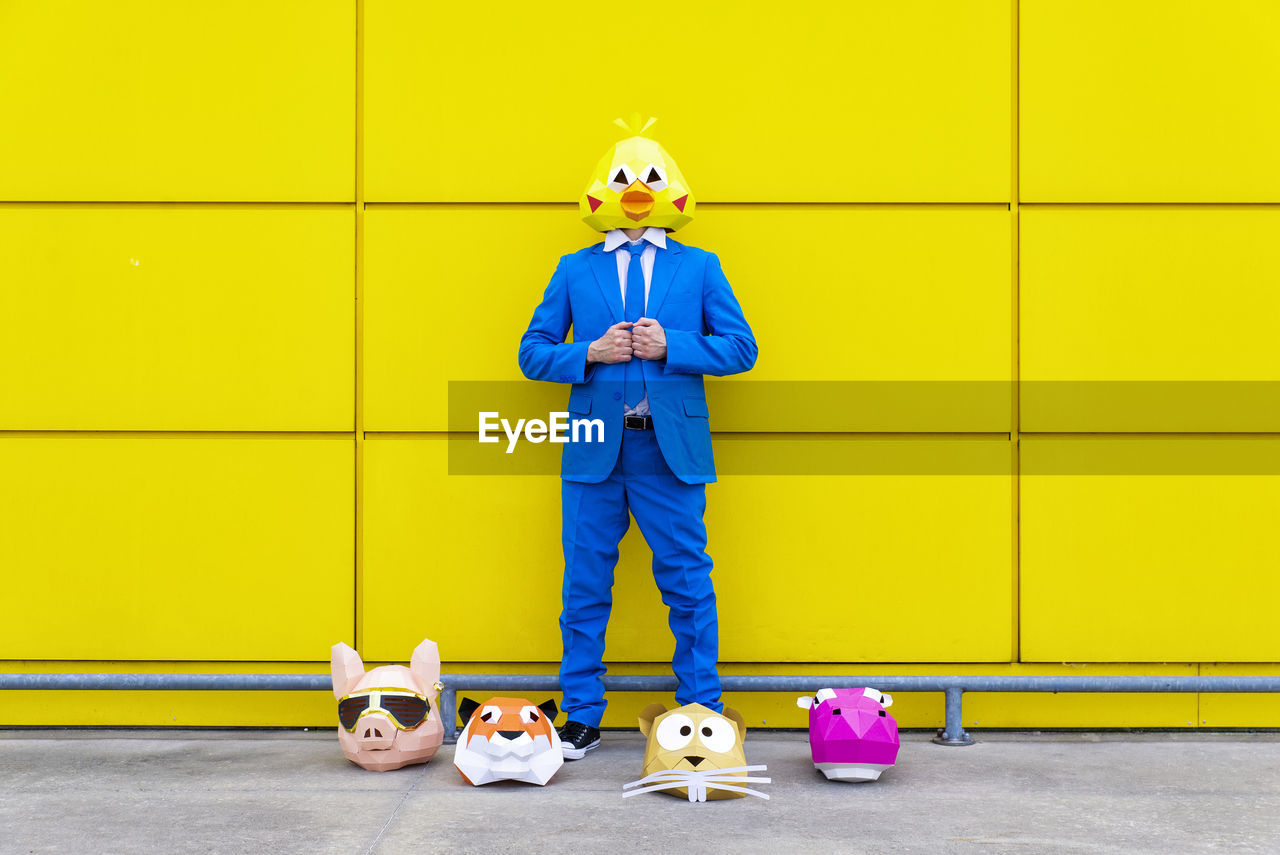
xmin=331 ymin=639 xmax=445 ymax=772
xmin=797 ymin=687 xmax=900 ymax=782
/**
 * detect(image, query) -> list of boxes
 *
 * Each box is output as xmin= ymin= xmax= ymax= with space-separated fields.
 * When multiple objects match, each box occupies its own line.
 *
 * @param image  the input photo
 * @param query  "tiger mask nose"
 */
xmin=497 ymin=730 xmax=526 ymax=741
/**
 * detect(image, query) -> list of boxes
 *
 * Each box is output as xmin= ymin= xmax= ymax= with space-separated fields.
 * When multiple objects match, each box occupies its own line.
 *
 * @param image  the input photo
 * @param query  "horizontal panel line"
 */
xmin=7 ymin=201 xmax=1278 ymax=209
xmin=0 ymin=662 xmax=338 ymax=670
xmin=0 ymin=201 xmax=356 ymax=209
xmin=7 ymin=661 xmax=1246 ymax=669
xmin=370 ymin=430 xmax=1280 ymax=439
xmin=0 ymin=200 xmax=1010 ymax=210
xmin=7 ymin=665 xmax=1259 ymax=670
xmin=1019 ymin=202 xmax=1280 ymax=208
xmin=0 ymin=431 xmax=355 ymax=439
xmin=364 ymin=431 xmax=1013 ymax=440
xmin=1019 ymin=432 xmax=1280 ymax=439
xmin=7 ymin=431 xmax=1277 ymax=440
xmin=364 ymin=201 xmax=1013 ymax=209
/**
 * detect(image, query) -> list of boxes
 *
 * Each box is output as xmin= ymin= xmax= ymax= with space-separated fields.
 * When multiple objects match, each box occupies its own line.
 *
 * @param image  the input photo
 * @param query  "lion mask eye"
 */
xmin=697 ymin=716 xmax=736 ymax=754
xmin=655 ymin=713 xmax=696 ymax=751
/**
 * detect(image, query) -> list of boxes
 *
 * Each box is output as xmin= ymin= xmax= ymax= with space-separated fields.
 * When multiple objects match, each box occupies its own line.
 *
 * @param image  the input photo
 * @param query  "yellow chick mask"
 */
xmin=581 ymin=116 xmax=695 ymax=233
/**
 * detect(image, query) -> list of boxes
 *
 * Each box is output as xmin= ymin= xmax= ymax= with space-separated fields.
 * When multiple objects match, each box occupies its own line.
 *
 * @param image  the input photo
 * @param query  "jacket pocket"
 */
xmin=683 ymin=396 xmax=709 ymax=418
xmin=567 ymin=390 xmax=593 ymax=416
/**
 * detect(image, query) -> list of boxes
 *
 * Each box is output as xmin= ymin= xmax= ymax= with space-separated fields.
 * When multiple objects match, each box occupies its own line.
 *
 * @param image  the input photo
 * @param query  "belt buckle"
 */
xmin=624 ymin=415 xmax=647 ymax=430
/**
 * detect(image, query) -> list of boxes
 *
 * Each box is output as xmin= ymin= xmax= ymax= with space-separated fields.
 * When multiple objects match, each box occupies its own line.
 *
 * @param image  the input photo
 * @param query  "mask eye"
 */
xmin=337 ymin=695 xmax=370 ymax=731
xmin=607 ymin=164 xmax=636 ymax=193
xmin=479 ymin=705 xmax=502 ymax=723
xmin=520 ymin=706 xmax=541 ymax=724
xmin=641 ymin=163 xmax=667 ymax=191
xmin=698 ymin=716 xmax=736 ymax=754
xmin=381 ymin=695 xmax=428 ymax=730
xmin=655 ymin=713 xmax=696 ymax=751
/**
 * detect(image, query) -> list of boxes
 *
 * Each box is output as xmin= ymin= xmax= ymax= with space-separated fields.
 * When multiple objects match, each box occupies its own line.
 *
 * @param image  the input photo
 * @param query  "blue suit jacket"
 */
xmin=518 ymin=238 xmax=757 ymax=484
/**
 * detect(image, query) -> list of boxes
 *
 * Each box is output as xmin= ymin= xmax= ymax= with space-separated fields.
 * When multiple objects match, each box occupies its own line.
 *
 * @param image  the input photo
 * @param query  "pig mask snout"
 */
xmin=355 ymin=713 xmax=397 ymax=750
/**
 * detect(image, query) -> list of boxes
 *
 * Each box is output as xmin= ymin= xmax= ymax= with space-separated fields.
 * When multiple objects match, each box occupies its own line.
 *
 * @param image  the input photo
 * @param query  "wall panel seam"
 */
xmin=354 ymin=0 xmax=366 ymax=652
xmin=1011 ymin=0 xmax=1022 ymax=664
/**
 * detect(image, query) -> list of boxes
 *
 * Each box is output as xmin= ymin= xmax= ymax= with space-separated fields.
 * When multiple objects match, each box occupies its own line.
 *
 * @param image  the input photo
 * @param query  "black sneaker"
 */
xmin=558 ymin=720 xmax=601 ymax=760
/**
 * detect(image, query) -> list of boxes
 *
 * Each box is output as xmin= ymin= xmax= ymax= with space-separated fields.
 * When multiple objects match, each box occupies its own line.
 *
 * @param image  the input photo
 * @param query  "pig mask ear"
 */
xmin=330 ymin=642 xmax=365 ymax=699
xmin=797 ymin=696 xmax=814 ymax=709
xmin=408 ymin=638 xmax=440 ymax=691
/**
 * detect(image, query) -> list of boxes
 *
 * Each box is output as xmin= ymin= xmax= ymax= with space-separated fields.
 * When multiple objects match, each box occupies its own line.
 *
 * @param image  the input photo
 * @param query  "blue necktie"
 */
xmin=623 ymin=242 xmax=647 ymax=408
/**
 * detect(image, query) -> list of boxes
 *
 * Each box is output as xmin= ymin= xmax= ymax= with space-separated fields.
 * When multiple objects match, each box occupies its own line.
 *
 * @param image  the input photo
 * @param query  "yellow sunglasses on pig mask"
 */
xmin=337 ymin=688 xmax=429 ymax=732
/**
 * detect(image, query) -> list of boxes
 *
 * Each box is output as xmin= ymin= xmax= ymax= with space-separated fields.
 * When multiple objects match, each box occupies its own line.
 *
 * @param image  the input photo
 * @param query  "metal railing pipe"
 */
xmin=0 ymin=674 xmax=331 ymax=692
xmin=4 ymin=672 xmax=1278 ymax=746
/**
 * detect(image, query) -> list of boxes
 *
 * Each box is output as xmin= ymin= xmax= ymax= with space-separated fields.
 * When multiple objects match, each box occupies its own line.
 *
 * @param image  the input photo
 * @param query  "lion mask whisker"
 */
xmin=622 ymin=765 xmax=770 ymax=802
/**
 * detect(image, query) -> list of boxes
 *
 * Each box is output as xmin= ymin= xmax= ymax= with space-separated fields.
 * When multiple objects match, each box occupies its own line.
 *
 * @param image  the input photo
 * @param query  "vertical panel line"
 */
xmin=354 ymin=0 xmax=365 ymax=652
xmin=1196 ymin=662 xmax=1203 ymax=729
xmin=1010 ymin=0 xmax=1022 ymax=663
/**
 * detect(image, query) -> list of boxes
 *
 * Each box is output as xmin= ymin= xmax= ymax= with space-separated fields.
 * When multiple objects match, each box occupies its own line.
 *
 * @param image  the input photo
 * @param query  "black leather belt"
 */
xmin=624 ymin=414 xmax=653 ymax=430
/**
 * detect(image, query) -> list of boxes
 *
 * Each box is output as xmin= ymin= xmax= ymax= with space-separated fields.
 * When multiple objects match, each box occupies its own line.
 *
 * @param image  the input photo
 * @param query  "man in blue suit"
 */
xmin=519 ymin=120 xmax=757 ymax=759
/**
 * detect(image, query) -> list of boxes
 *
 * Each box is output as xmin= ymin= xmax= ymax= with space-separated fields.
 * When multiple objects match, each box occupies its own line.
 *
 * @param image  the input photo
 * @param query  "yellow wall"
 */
xmin=2 ymin=0 xmax=1278 ymax=730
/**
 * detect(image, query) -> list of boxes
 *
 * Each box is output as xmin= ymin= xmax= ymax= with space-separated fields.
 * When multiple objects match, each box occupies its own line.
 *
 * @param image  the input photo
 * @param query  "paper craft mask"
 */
xmin=623 ymin=703 xmax=770 ymax=802
xmin=580 ymin=115 xmax=695 ymax=233
xmin=797 ymin=687 xmax=900 ymax=782
xmin=330 ymin=639 xmax=445 ymax=772
xmin=453 ymin=696 xmax=564 ymax=786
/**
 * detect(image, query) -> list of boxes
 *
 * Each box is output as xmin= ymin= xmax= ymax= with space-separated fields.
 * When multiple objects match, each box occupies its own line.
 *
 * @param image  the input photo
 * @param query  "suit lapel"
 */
xmin=645 ymin=238 xmax=684 ymax=319
xmin=588 ymin=245 xmax=624 ymax=322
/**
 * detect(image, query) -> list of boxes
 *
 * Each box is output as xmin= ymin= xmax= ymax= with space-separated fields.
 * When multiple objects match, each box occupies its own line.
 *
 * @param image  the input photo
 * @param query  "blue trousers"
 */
xmin=559 ymin=428 xmax=722 ymax=727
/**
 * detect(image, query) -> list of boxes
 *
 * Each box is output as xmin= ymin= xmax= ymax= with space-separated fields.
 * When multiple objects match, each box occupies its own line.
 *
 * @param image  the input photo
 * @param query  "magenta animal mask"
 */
xmin=797 ymin=687 xmax=900 ymax=782
xmin=331 ymin=639 xmax=444 ymax=772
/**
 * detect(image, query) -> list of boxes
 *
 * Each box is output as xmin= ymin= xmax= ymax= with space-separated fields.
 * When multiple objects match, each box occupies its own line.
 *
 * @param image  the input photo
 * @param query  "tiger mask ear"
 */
xmin=538 ymin=699 xmax=559 ymax=721
xmin=638 ymin=703 xmax=668 ymax=738
xmin=457 ymin=696 xmax=480 ymax=726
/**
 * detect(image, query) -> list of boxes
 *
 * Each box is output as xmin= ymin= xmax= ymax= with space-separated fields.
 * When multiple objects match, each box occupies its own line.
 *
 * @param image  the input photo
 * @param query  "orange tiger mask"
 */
xmin=453 ymin=696 xmax=564 ymax=786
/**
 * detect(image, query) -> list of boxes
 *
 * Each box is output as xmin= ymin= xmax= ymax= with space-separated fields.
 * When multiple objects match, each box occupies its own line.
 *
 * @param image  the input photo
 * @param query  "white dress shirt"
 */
xmin=603 ymin=226 xmax=666 ymax=416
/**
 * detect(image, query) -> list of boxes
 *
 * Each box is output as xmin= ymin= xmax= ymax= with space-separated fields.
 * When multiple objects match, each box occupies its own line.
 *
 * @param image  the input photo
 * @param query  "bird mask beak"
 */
xmin=619 ymin=180 xmax=655 ymax=222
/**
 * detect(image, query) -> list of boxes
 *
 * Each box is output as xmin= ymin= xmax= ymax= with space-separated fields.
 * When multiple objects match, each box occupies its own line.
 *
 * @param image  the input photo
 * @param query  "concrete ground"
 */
xmin=2 ymin=730 xmax=1278 ymax=855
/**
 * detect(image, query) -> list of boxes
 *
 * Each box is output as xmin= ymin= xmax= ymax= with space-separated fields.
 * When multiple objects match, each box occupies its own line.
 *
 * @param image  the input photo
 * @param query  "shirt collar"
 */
xmin=603 ymin=227 xmax=667 ymax=252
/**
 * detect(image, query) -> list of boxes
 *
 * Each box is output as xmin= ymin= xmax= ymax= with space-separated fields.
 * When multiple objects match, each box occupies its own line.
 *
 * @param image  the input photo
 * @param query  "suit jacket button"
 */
xmin=613 ymin=392 xmax=622 ymax=400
